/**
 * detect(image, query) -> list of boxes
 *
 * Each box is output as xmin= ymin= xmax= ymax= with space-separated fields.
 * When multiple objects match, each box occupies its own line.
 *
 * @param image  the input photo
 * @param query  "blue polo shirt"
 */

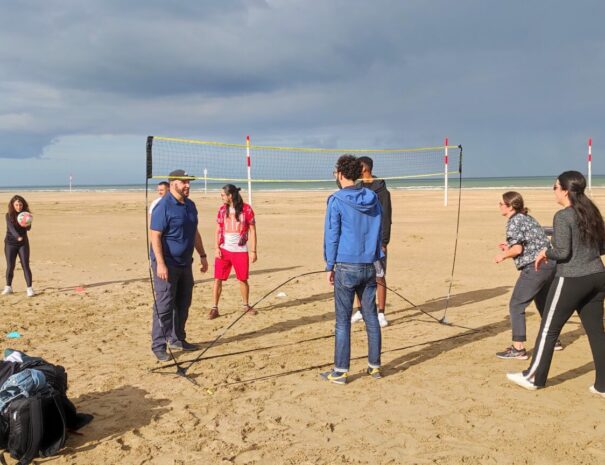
xmin=150 ymin=193 xmax=199 ymax=267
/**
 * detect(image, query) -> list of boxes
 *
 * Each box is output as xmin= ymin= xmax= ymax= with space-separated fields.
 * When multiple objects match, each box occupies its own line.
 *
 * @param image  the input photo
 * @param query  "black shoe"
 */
xmin=153 ymin=349 xmax=170 ymax=361
xmin=169 ymin=340 xmax=200 ymax=351
xmin=71 ymin=413 xmax=94 ymax=430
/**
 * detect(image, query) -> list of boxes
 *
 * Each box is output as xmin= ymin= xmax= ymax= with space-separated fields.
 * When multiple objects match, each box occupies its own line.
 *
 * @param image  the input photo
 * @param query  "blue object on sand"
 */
xmin=6 ymin=331 xmax=21 ymax=339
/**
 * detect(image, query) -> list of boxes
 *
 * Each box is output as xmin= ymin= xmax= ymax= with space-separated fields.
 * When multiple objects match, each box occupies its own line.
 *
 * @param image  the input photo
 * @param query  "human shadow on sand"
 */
xmin=164 ymin=286 xmax=518 ymax=377
xmin=204 ymin=285 xmax=512 ymax=349
xmin=386 ymin=285 xmax=512 ymax=323
xmin=202 ymin=305 xmax=590 ymax=386
xmin=381 ymin=315 xmax=589 ymax=379
xmin=54 ymin=265 xmax=301 ymax=291
xmin=548 ymin=362 xmax=596 ymax=388
xmin=63 ymin=385 xmax=170 ymax=453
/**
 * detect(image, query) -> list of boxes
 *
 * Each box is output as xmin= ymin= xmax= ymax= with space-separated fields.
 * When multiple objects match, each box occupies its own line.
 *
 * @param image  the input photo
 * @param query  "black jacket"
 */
xmin=358 ymin=177 xmax=392 ymax=246
xmin=5 ymin=213 xmax=30 ymax=246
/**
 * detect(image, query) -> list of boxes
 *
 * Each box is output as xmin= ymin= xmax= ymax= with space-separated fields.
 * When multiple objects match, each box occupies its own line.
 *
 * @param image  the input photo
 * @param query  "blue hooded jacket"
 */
xmin=323 ymin=185 xmax=383 ymax=271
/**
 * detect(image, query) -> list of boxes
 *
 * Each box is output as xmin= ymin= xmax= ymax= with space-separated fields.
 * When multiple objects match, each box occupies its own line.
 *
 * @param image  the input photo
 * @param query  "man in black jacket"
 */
xmin=351 ymin=156 xmax=392 ymax=327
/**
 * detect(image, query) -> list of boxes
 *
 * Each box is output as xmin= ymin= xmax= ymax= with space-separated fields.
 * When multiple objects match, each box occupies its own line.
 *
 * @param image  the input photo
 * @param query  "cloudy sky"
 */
xmin=1 ymin=0 xmax=604 ymax=186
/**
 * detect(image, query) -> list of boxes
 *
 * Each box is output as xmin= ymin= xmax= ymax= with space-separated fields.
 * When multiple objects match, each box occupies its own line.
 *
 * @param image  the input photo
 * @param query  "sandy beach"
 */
xmin=2 ymin=188 xmax=605 ymax=465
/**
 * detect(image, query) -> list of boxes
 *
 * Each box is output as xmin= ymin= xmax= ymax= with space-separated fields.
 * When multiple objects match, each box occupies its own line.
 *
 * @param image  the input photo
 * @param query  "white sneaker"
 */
xmin=506 ymin=372 xmax=538 ymax=391
xmin=26 ymin=287 xmax=35 ymax=297
xmin=378 ymin=313 xmax=389 ymax=328
xmin=1 ymin=286 xmax=12 ymax=295
xmin=589 ymin=385 xmax=605 ymax=398
xmin=351 ymin=310 xmax=363 ymax=324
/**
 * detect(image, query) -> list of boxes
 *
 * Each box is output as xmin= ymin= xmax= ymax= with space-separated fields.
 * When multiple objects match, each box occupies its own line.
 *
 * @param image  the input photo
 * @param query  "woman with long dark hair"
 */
xmin=209 ymin=184 xmax=257 ymax=319
xmin=3 ymin=195 xmax=34 ymax=297
xmin=507 ymin=171 xmax=605 ymax=396
xmin=494 ymin=191 xmax=557 ymax=359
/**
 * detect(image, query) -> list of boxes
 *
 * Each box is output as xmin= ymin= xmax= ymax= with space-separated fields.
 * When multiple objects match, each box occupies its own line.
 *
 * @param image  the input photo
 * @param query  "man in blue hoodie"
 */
xmin=322 ymin=154 xmax=383 ymax=384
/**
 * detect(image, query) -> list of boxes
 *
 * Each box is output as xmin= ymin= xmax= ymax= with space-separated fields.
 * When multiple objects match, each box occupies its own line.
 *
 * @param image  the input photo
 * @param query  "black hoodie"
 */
xmin=358 ymin=177 xmax=392 ymax=246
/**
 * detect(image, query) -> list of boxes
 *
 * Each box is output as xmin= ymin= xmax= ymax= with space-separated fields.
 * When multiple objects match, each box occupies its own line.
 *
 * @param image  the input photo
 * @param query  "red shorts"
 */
xmin=214 ymin=248 xmax=249 ymax=281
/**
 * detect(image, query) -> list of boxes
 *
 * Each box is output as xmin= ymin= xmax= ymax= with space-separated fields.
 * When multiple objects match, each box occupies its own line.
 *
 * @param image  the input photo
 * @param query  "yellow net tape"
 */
xmin=154 ymin=136 xmax=458 ymax=154
xmin=149 ymin=135 xmax=461 ymax=183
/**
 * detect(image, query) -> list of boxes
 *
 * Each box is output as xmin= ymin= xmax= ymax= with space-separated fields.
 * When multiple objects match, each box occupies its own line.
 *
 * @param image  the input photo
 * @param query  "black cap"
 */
xmin=168 ymin=169 xmax=195 ymax=181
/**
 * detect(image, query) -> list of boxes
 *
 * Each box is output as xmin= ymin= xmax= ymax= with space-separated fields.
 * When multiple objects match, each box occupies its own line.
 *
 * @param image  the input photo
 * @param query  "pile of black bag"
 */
xmin=0 ymin=350 xmax=93 ymax=465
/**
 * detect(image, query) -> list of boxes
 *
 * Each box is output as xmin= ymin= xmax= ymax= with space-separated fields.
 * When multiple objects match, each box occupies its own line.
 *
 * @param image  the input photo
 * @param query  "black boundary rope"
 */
xmin=152 ymin=270 xmax=478 ymax=374
xmin=440 ymin=145 xmax=463 ymax=324
xmin=151 ymin=270 xmax=327 ymax=375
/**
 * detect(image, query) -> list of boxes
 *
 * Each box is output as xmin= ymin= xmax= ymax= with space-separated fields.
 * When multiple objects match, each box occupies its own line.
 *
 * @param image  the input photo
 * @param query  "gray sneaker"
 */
xmin=153 ymin=349 xmax=170 ymax=362
xmin=169 ymin=340 xmax=200 ymax=351
xmin=496 ymin=346 xmax=529 ymax=360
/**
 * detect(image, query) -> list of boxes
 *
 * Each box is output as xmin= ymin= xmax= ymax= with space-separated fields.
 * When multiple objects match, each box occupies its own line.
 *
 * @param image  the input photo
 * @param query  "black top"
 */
xmin=358 ymin=177 xmax=392 ymax=245
xmin=5 ymin=213 xmax=30 ymax=246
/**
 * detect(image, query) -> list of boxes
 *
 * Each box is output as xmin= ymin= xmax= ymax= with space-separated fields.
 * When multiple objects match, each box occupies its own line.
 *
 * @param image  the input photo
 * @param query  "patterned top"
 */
xmin=506 ymin=213 xmax=550 ymax=270
xmin=216 ymin=203 xmax=255 ymax=253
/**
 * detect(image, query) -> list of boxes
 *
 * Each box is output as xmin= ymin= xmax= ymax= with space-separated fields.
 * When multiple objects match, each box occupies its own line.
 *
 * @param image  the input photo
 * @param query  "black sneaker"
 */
xmin=153 ymin=349 xmax=170 ymax=362
xmin=496 ymin=346 xmax=528 ymax=360
xmin=169 ymin=340 xmax=200 ymax=351
xmin=554 ymin=340 xmax=564 ymax=351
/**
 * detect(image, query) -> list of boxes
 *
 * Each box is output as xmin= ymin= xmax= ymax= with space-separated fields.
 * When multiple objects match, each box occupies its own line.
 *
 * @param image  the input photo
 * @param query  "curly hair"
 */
xmin=7 ymin=195 xmax=30 ymax=225
xmin=335 ymin=154 xmax=362 ymax=181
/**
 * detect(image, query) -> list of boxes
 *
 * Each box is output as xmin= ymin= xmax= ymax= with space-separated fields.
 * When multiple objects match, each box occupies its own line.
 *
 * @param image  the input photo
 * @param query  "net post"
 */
xmin=246 ymin=135 xmax=253 ymax=205
xmin=146 ymin=136 xmax=154 ymax=179
xmin=444 ymin=137 xmax=449 ymax=206
xmin=203 ymin=168 xmax=208 ymax=195
xmin=588 ymin=138 xmax=593 ymax=197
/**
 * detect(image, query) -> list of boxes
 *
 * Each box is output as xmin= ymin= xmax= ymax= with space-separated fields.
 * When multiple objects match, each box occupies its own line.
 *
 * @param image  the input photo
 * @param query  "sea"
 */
xmin=2 ymin=175 xmax=605 ymax=193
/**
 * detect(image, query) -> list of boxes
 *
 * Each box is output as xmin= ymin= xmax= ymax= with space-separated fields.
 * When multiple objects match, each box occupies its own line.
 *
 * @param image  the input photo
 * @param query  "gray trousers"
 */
xmin=509 ymin=260 xmax=556 ymax=342
xmin=151 ymin=260 xmax=194 ymax=351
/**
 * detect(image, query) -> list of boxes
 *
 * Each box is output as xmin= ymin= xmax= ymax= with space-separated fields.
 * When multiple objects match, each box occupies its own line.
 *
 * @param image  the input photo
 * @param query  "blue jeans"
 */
xmin=333 ymin=263 xmax=382 ymax=372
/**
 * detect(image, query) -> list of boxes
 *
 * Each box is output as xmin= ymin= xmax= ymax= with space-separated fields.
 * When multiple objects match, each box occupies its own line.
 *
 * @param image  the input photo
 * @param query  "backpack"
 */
xmin=0 ymin=358 xmax=70 ymax=465
xmin=1 ymin=387 xmax=66 ymax=465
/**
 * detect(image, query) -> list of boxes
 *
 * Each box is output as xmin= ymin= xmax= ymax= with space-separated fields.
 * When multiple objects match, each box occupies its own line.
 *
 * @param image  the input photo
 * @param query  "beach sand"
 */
xmin=2 ymin=188 xmax=605 ymax=464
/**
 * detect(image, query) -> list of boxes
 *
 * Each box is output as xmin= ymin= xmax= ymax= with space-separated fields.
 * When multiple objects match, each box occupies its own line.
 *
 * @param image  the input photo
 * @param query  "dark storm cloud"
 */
xmin=0 ymin=133 xmax=53 ymax=159
xmin=1 ymin=0 xmax=605 ymax=177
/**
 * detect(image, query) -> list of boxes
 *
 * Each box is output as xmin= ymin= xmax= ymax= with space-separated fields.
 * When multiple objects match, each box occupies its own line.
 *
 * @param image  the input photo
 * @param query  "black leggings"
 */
xmin=4 ymin=240 xmax=32 ymax=287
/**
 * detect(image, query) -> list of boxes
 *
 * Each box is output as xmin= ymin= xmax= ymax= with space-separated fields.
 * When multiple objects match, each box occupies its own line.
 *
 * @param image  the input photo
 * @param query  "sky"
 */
xmin=1 ymin=0 xmax=604 ymax=186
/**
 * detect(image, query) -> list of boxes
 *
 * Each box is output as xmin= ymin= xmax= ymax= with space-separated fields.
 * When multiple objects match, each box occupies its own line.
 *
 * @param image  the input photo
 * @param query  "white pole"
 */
xmin=69 ymin=174 xmax=72 ymax=193
xmin=246 ymin=135 xmax=253 ymax=205
xmin=203 ymin=168 xmax=208 ymax=195
xmin=588 ymin=138 xmax=593 ymax=197
xmin=444 ymin=137 xmax=449 ymax=207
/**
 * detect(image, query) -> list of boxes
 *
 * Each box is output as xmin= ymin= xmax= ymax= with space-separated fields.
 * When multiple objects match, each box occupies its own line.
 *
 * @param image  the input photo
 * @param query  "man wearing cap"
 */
xmin=150 ymin=169 xmax=209 ymax=361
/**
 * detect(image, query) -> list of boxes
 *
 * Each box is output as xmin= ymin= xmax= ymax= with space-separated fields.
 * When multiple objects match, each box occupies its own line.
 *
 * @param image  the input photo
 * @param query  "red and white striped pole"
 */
xmin=444 ymin=137 xmax=449 ymax=206
xmin=246 ymin=135 xmax=253 ymax=205
xmin=588 ymin=138 xmax=592 ymax=196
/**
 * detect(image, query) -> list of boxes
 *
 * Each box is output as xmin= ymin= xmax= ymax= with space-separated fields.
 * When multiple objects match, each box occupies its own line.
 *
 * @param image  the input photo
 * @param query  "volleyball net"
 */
xmin=146 ymin=135 xmax=462 ymax=203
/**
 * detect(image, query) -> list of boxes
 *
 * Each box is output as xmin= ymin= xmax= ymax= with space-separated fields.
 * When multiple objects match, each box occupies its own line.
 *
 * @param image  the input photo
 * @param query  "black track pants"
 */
xmin=525 ymin=272 xmax=605 ymax=391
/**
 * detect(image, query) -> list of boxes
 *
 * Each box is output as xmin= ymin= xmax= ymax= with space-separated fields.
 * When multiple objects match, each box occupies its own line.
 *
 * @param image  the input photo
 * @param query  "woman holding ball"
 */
xmin=3 ymin=195 xmax=34 ymax=297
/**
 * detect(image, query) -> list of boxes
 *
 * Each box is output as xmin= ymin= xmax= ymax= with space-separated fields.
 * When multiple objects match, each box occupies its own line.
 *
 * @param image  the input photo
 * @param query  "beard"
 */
xmin=175 ymin=184 xmax=190 ymax=198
